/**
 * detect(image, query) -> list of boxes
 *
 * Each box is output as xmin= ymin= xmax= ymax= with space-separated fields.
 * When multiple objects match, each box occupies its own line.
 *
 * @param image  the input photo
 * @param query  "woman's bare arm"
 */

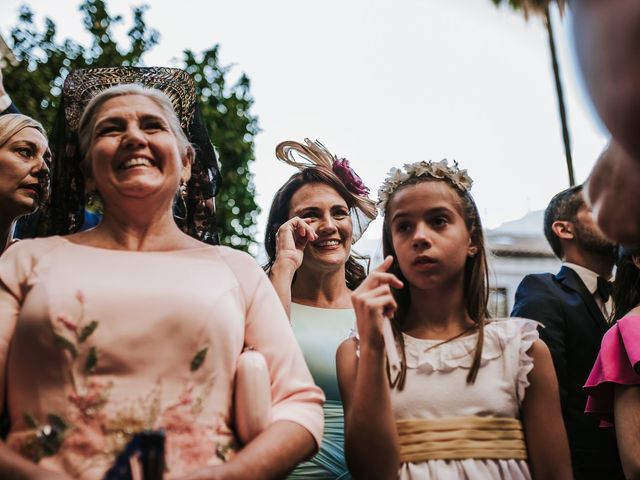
xmin=0 ymin=275 xmax=73 ymax=480
xmin=614 ymin=384 xmax=640 ymax=480
xmin=268 ymin=262 xmax=296 ymax=317
xmin=0 ymin=446 xmax=72 ymax=480
xmin=268 ymin=217 xmax=316 ymax=317
xmin=177 ymin=420 xmax=316 ymax=480
xmin=337 ymin=338 xmax=400 ymax=479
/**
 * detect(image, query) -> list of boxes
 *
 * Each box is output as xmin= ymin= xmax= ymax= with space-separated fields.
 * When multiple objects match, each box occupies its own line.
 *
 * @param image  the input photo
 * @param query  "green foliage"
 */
xmin=4 ymin=0 xmax=158 ymax=129
xmin=184 ymin=48 xmax=259 ymax=249
xmin=3 ymin=0 xmax=259 ymax=251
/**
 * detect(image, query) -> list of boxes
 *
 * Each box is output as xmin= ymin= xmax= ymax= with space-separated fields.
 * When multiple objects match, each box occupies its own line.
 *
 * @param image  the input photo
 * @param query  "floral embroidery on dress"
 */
xmin=17 ymin=413 xmax=69 ymax=463
xmin=12 ymin=289 xmax=234 ymax=476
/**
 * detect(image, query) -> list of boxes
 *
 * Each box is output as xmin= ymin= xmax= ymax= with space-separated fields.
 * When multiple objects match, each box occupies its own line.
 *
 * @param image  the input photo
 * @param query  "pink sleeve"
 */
xmin=221 ymin=249 xmax=325 ymax=447
xmin=584 ymin=315 xmax=640 ymax=427
xmin=0 ymin=240 xmax=39 ymax=406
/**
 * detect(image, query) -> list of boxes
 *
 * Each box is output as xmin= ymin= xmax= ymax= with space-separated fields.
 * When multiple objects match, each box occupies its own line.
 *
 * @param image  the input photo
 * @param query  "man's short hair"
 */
xmin=544 ymin=185 xmax=584 ymax=259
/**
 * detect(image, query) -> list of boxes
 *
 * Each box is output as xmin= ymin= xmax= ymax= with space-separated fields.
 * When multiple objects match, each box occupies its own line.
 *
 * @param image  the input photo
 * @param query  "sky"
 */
xmin=0 ymin=0 xmax=609 ymax=251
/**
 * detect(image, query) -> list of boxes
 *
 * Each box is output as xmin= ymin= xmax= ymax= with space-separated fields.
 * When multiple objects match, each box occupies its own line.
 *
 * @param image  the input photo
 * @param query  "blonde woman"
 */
xmin=0 ymin=114 xmax=49 ymax=250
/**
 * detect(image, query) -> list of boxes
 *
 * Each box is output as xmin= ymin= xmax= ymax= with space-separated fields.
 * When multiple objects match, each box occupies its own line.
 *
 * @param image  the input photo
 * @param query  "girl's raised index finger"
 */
xmin=375 ymin=255 xmax=395 ymax=273
xmin=369 ymin=256 xmax=403 ymax=288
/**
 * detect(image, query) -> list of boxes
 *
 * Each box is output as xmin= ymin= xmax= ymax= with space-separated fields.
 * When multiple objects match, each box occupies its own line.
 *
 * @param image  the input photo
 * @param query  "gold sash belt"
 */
xmin=396 ymin=416 xmax=528 ymax=462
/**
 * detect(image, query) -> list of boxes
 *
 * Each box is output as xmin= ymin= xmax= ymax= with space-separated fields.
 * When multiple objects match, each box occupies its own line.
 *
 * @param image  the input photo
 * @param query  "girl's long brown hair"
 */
xmin=382 ymin=177 xmax=490 ymax=388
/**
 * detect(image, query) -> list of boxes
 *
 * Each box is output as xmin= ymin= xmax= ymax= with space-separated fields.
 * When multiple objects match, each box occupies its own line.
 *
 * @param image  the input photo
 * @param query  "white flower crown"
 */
xmin=377 ymin=159 xmax=473 ymax=213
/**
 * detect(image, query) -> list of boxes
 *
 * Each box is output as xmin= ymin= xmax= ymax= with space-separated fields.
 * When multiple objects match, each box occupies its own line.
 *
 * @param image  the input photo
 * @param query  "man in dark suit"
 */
xmin=512 ymin=184 xmax=623 ymax=479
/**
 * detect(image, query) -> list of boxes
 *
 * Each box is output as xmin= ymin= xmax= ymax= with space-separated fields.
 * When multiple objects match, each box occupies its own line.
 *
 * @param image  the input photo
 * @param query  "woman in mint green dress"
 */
xmin=264 ymin=139 xmax=377 ymax=479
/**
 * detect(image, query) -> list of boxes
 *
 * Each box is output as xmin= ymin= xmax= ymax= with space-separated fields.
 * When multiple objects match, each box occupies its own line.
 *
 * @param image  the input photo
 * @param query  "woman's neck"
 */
xmin=291 ymin=264 xmax=352 ymax=308
xmin=402 ymin=279 xmax=474 ymax=339
xmin=76 ymin=207 xmax=192 ymax=251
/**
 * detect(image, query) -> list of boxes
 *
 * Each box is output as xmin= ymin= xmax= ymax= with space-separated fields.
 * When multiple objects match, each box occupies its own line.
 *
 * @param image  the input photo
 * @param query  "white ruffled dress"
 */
xmin=392 ymin=318 xmax=538 ymax=480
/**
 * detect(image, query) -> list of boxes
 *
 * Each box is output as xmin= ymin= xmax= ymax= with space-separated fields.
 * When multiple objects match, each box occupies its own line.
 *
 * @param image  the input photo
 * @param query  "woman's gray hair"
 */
xmin=0 ymin=113 xmax=48 ymax=149
xmin=77 ymin=84 xmax=194 ymax=175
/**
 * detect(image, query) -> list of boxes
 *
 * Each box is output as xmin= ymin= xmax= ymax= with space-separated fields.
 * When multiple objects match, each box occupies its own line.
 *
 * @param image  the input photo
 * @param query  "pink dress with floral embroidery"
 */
xmin=0 ymin=236 xmax=324 ymax=479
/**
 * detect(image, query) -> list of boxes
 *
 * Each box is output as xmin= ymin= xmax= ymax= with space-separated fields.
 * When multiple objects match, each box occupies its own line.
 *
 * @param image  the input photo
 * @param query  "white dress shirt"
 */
xmin=563 ymin=262 xmax=613 ymax=320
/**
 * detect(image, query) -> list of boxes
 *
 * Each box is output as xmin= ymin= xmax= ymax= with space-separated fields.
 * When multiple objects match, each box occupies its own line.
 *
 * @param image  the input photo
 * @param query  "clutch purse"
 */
xmin=234 ymin=348 xmax=272 ymax=445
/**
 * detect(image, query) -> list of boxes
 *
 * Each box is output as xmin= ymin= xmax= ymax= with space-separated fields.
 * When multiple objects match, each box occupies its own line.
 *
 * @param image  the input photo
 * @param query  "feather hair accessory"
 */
xmin=275 ymin=138 xmax=377 ymax=241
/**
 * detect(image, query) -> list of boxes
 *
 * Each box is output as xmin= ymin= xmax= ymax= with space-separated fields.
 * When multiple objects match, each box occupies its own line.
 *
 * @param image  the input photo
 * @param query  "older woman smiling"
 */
xmin=0 ymin=68 xmax=323 ymax=480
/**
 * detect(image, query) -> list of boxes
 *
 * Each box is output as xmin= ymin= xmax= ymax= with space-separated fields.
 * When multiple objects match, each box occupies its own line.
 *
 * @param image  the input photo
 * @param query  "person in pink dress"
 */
xmin=584 ymin=245 xmax=640 ymax=479
xmin=0 ymin=68 xmax=324 ymax=479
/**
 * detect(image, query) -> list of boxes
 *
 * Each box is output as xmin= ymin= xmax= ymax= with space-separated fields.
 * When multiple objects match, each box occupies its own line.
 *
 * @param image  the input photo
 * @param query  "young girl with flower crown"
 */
xmin=336 ymin=161 xmax=573 ymax=480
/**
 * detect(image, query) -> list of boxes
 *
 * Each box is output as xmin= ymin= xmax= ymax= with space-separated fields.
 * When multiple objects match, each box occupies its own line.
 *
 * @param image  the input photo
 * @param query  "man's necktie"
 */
xmin=596 ymin=276 xmax=613 ymax=303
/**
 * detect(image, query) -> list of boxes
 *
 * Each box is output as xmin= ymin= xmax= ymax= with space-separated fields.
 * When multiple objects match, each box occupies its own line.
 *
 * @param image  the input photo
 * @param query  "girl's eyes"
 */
xmin=431 ymin=216 xmax=449 ymax=227
xmin=395 ymin=222 xmax=412 ymax=233
xmin=394 ymin=217 xmax=448 ymax=233
xmin=333 ymin=209 xmax=349 ymax=218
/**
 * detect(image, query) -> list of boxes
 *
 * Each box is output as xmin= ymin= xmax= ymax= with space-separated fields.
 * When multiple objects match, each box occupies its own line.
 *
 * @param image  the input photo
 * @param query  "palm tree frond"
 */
xmin=491 ymin=0 xmax=565 ymax=20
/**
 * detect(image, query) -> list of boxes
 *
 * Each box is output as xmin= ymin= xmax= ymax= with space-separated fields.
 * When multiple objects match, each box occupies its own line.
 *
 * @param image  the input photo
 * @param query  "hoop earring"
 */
xmin=175 ymin=181 xmax=188 ymax=221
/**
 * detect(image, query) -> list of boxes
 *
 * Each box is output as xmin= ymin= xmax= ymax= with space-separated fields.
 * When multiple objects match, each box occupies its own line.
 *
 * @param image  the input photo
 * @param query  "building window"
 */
xmin=489 ymin=287 xmax=509 ymax=318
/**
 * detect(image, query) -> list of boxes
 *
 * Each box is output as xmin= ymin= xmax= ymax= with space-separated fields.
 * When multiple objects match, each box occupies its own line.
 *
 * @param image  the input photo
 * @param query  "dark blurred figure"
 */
xmin=572 ymin=0 xmax=640 ymax=244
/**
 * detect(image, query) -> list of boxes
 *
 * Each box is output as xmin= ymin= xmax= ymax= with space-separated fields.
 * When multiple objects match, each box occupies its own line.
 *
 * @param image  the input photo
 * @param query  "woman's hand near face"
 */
xmin=273 ymin=216 xmax=317 ymax=274
xmin=268 ymin=217 xmax=317 ymax=316
xmin=351 ymin=256 xmax=403 ymax=352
